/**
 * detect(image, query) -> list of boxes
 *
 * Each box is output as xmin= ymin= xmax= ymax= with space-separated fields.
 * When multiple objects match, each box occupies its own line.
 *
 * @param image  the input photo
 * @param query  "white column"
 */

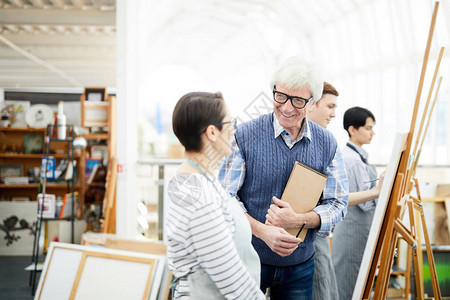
xmin=115 ymin=0 xmax=139 ymax=237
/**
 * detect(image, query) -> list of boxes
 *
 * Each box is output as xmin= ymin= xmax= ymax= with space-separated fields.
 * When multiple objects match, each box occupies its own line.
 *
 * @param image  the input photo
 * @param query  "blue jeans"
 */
xmin=260 ymin=255 xmax=314 ymax=300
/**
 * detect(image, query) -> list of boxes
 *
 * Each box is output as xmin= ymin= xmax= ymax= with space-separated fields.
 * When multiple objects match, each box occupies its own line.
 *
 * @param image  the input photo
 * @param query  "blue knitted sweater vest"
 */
xmin=235 ymin=113 xmax=337 ymax=266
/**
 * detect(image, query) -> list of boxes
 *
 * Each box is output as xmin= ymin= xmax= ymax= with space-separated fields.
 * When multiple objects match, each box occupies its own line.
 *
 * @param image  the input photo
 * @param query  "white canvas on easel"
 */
xmin=352 ymin=132 xmax=408 ymax=300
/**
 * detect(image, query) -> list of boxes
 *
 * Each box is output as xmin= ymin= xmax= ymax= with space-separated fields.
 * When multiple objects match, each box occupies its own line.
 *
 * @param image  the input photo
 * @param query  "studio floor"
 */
xmin=0 ymin=256 xmax=41 ymax=300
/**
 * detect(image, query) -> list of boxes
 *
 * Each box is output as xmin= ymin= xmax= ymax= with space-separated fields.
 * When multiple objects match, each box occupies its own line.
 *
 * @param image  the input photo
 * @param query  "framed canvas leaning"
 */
xmin=352 ymin=132 xmax=408 ymax=300
xmin=35 ymin=242 xmax=167 ymax=300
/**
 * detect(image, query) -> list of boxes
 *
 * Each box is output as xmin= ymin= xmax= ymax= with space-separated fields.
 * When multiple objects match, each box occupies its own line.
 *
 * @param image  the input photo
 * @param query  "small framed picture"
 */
xmin=23 ymin=134 xmax=44 ymax=154
xmin=2 ymin=100 xmax=30 ymax=128
xmin=84 ymin=88 xmax=107 ymax=102
xmin=0 ymin=163 xmax=24 ymax=184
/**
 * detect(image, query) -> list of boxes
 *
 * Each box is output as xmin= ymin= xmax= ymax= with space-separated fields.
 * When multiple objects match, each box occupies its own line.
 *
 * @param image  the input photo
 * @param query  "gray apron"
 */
xmin=188 ymin=196 xmax=261 ymax=299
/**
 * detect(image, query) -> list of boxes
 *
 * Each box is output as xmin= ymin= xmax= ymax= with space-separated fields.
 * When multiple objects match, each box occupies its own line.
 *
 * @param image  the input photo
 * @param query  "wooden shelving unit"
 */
xmin=0 ymin=126 xmax=82 ymax=201
xmin=79 ymin=88 xmax=116 ymax=232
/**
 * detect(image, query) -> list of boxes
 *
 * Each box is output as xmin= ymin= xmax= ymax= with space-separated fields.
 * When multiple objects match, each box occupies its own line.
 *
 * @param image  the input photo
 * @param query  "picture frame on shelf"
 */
xmin=83 ymin=102 xmax=108 ymax=127
xmin=0 ymin=163 xmax=24 ymax=184
xmin=23 ymin=134 xmax=44 ymax=154
xmin=84 ymin=88 xmax=107 ymax=102
xmin=2 ymin=100 xmax=30 ymax=128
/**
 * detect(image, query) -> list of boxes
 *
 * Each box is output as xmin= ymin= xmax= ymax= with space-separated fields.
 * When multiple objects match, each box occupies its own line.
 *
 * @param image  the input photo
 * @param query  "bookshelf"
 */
xmin=80 ymin=88 xmax=116 ymax=232
xmin=0 ymin=126 xmax=81 ymax=201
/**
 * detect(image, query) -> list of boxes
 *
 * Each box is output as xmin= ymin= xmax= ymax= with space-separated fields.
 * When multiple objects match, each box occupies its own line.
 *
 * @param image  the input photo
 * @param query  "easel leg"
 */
xmin=408 ymin=198 xmax=425 ymax=298
xmin=412 ymin=178 xmax=442 ymax=300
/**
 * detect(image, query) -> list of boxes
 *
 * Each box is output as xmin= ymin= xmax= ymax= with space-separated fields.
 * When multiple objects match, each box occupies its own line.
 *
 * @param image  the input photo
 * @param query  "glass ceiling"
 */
xmin=120 ymin=0 xmax=450 ymax=165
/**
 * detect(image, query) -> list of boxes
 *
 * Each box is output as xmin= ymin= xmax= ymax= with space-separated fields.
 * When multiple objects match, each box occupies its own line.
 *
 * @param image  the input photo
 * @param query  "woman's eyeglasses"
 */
xmin=219 ymin=118 xmax=237 ymax=129
xmin=203 ymin=118 xmax=237 ymax=133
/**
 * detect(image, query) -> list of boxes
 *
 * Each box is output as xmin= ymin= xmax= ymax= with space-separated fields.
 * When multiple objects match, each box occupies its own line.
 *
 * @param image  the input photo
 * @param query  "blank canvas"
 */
xmin=35 ymin=242 xmax=165 ymax=300
xmin=36 ymin=246 xmax=83 ymax=300
xmin=352 ymin=133 xmax=408 ymax=300
xmin=73 ymin=254 xmax=154 ymax=300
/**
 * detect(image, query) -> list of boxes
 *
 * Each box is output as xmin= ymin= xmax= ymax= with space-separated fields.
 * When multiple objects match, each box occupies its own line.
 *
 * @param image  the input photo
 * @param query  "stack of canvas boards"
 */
xmin=35 ymin=242 xmax=168 ymax=300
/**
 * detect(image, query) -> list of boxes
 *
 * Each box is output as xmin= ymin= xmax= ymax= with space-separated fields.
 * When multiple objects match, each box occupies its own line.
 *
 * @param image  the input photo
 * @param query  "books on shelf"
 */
xmin=59 ymin=192 xmax=78 ymax=219
xmin=54 ymin=159 xmax=68 ymax=179
xmin=87 ymin=163 xmax=106 ymax=185
xmin=85 ymin=159 xmax=102 ymax=176
xmin=41 ymin=157 xmax=56 ymax=180
xmin=37 ymin=193 xmax=56 ymax=218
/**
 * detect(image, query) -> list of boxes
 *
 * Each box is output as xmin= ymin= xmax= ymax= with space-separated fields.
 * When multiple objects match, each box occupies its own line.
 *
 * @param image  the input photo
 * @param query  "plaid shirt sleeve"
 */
xmin=218 ymin=136 xmax=248 ymax=212
xmin=313 ymin=147 xmax=349 ymax=236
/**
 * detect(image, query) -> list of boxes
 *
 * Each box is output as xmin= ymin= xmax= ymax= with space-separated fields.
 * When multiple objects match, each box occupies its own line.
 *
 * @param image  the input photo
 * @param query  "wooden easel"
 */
xmin=372 ymin=178 xmax=441 ymax=299
xmin=361 ymin=2 xmax=444 ymax=299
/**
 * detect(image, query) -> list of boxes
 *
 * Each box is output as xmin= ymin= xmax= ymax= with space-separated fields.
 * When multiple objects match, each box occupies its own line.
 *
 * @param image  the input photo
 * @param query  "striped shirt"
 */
xmin=219 ymin=114 xmax=348 ymax=235
xmin=166 ymin=173 xmax=264 ymax=299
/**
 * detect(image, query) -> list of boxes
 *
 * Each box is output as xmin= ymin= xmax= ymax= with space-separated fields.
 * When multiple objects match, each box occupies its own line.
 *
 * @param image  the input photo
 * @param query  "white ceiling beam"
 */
xmin=0 ymin=8 xmax=115 ymax=26
xmin=0 ymin=34 xmax=82 ymax=86
xmin=71 ymin=0 xmax=85 ymax=9
xmin=0 ymin=24 xmax=116 ymax=36
xmin=21 ymin=24 xmax=34 ymax=33
xmin=2 ymin=31 xmax=115 ymax=46
xmin=9 ymin=0 xmax=24 ymax=8
xmin=49 ymin=0 xmax=65 ymax=9
xmin=4 ymin=24 xmax=19 ymax=33
xmin=29 ymin=0 xmax=46 ymax=9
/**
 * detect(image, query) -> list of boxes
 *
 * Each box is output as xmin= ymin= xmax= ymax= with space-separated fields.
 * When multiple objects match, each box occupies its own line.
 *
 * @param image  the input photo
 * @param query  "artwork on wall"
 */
xmin=0 ymin=202 xmax=37 ymax=255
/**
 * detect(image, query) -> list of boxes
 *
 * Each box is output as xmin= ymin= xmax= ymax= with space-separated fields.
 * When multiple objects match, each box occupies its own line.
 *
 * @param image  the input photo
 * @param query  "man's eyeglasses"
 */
xmin=219 ymin=118 xmax=237 ymax=129
xmin=273 ymin=90 xmax=312 ymax=109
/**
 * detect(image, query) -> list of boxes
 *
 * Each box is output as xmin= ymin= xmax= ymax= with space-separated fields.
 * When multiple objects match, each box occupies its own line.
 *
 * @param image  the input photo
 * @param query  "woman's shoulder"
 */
xmin=167 ymin=173 xmax=216 ymax=209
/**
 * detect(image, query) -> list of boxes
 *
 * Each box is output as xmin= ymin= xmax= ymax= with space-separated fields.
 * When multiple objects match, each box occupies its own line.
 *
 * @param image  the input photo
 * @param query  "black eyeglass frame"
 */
xmin=203 ymin=117 xmax=237 ymax=133
xmin=272 ymin=90 xmax=312 ymax=109
xmin=219 ymin=117 xmax=237 ymax=129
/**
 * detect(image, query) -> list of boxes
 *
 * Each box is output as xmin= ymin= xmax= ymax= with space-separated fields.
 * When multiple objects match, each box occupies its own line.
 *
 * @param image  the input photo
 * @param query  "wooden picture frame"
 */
xmin=2 ymin=100 xmax=30 ymax=127
xmin=23 ymin=134 xmax=44 ymax=154
xmin=81 ymin=88 xmax=109 ymax=128
xmin=70 ymin=251 xmax=155 ymax=300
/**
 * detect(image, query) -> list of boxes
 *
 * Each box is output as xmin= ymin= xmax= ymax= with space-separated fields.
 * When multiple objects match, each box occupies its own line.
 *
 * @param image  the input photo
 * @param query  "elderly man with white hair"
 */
xmin=219 ymin=57 xmax=349 ymax=299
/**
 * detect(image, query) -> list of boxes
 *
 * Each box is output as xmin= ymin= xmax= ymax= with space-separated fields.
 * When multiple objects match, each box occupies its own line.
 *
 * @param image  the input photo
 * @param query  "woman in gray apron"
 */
xmin=167 ymin=92 xmax=265 ymax=299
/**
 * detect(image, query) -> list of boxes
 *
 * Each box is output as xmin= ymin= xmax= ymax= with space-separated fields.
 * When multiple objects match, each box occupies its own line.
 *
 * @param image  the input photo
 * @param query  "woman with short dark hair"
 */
xmin=167 ymin=92 xmax=265 ymax=299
